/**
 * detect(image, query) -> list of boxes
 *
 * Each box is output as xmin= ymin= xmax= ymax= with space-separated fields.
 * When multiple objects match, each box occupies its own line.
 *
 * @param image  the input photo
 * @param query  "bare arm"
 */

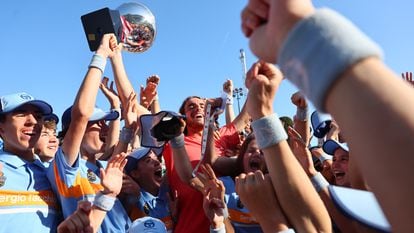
xmin=245 ymin=61 xmax=331 ymax=232
xmin=223 ymin=79 xmax=236 ymax=124
xmin=62 ymin=34 xmax=118 ymax=166
xmin=326 ymin=58 xmax=414 ymax=232
xmin=99 ymin=77 xmax=121 ymax=160
xmin=110 ymin=46 xmax=149 ymax=118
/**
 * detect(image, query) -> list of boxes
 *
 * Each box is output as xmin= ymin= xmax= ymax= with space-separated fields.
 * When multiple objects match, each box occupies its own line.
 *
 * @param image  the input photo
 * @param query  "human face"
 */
xmin=0 ymin=105 xmax=43 ymax=158
xmin=34 ymin=125 xmax=59 ymax=161
xmin=81 ymin=120 xmax=109 ymax=156
xmin=242 ymin=139 xmax=267 ymax=173
xmin=132 ymin=152 xmax=163 ymax=193
xmin=331 ymin=148 xmax=351 ymax=187
xmin=183 ymin=98 xmax=205 ymax=128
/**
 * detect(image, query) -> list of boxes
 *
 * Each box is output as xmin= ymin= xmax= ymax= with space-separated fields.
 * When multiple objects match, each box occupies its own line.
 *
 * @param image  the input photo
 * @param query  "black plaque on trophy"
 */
xmin=81 ymin=8 xmax=121 ymax=51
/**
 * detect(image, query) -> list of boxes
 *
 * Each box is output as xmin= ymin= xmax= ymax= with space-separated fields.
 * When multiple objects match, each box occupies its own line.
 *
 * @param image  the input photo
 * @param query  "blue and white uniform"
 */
xmin=48 ymin=148 xmax=131 ymax=233
xmin=220 ymin=176 xmax=263 ymax=233
xmin=0 ymin=150 xmax=61 ymax=233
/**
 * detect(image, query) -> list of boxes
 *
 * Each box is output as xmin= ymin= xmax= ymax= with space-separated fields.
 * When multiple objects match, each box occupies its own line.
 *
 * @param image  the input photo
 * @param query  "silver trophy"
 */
xmin=81 ymin=2 xmax=156 ymax=53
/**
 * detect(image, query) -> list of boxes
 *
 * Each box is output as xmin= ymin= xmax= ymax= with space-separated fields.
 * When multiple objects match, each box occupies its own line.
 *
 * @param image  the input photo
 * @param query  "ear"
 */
xmin=130 ymin=169 xmax=141 ymax=180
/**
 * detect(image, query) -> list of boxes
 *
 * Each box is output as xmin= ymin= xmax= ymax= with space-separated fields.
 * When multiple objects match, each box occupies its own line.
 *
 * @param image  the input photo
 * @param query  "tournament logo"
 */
xmin=87 ymin=169 xmax=97 ymax=182
xmin=144 ymin=220 xmax=155 ymax=228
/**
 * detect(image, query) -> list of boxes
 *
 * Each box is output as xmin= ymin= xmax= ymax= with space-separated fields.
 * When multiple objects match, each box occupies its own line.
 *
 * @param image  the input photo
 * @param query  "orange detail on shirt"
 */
xmin=0 ymin=190 xmax=60 ymax=210
xmin=228 ymin=209 xmax=259 ymax=224
xmin=53 ymin=162 xmax=103 ymax=198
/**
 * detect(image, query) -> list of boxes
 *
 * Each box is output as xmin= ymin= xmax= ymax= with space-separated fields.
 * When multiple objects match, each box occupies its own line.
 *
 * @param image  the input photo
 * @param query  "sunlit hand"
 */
xmin=100 ymin=152 xmax=128 ymax=197
xmin=57 ymin=200 xmax=93 ymax=233
xmin=245 ymin=61 xmax=283 ymax=120
xmin=100 ymin=77 xmax=121 ymax=109
xmin=140 ymin=75 xmax=160 ymax=108
xmin=241 ymin=0 xmax=315 ymax=63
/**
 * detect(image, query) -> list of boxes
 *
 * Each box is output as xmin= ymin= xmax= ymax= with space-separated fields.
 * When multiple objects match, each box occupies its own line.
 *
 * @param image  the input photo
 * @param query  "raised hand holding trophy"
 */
xmin=81 ymin=2 xmax=156 ymax=53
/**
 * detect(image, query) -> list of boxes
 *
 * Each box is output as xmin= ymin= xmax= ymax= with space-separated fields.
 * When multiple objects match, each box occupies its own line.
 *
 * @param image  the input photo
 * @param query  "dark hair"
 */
xmin=178 ymin=96 xmax=203 ymax=115
xmin=178 ymin=96 xmax=203 ymax=135
xmin=234 ymin=133 xmax=256 ymax=176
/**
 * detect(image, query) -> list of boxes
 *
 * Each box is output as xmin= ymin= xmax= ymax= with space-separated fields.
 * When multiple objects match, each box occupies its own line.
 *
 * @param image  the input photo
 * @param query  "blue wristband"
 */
xmin=251 ymin=113 xmax=288 ymax=149
xmin=279 ymin=8 xmax=383 ymax=111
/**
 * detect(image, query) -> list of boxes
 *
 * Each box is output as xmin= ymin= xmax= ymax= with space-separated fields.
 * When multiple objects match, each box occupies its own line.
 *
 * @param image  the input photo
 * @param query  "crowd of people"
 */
xmin=1 ymin=0 xmax=413 ymax=232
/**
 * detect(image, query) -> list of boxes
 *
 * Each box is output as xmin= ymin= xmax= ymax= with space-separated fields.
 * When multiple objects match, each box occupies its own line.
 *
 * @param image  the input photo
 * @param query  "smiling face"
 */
xmin=0 ymin=104 xmax=44 ymax=159
xmin=332 ymin=148 xmax=351 ymax=187
xmin=183 ymin=97 xmax=205 ymax=129
xmin=130 ymin=152 xmax=163 ymax=195
xmin=34 ymin=122 xmax=59 ymax=162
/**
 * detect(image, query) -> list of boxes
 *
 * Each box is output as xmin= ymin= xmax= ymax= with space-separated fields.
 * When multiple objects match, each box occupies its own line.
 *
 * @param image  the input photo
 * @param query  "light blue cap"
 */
xmin=128 ymin=216 xmax=167 ymax=233
xmin=0 ymin=92 xmax=52 ymax=115
xmin=323 ymin=139 xmax=349 ymax=155
xmin=329 ymin=185 xmax=391 ymax=232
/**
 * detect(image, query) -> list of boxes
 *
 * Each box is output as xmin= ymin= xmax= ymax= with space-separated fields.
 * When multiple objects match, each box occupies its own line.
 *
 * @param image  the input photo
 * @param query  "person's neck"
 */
xmin=5 ymin=145 xmax=35 ymax=162
xmin=141 ymin=182 xmax=159 ymax=197
xmin=80 ymin=150 xmax=97 ymax=164
xmin=186 ymin=126 xmax=203 ymax=137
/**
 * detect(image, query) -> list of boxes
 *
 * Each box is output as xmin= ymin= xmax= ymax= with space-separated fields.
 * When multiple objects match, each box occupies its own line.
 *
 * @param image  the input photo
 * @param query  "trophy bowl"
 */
xmin=117 ymin=2 xmax=156 ymax=53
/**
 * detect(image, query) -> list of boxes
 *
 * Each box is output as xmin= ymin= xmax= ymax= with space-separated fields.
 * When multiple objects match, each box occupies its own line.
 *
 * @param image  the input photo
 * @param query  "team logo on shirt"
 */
xmin=0 ymin=165 xmax=6 ymax=187
xmin=87 ymin=169 xmax=97 ymax=182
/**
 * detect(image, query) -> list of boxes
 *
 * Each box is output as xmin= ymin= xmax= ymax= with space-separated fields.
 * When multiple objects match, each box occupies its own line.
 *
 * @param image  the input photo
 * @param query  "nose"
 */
xmin=26 ymin=113 xmax=39 ymax=125
xmin=153 ymin=158 xmax=161 ymax=166
xmin=49 ymin=135 xmax=58 ymax=143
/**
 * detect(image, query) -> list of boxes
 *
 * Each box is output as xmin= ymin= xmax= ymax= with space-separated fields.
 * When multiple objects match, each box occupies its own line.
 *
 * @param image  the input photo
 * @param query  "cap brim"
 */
xmin=89 ymin=109 xmax=119 ymax=122
xmin=5 ymin=100 xmax=53 ymax=115
xmin=323 ymin=139 xmax=348 ymax=155
xmin=329 ymin=185 xmax=391 ymax=232
xmin=44 ymin=113 xmax=59 ymax=124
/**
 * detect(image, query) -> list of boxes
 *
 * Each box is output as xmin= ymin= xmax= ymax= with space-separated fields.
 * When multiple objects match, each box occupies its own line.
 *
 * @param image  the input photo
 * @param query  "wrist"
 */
xmin=170 ymin=134 xmax=185 ymax=148
xmin=119 ymin=127 xmax=134 ymax=144
xmin=93 ymin=191 xmax=116 ymax=211
xmin=210 ymin=222 xmax=225 ymax=233
xmin=88 ymin=54 xmax=107 ymax=73
xmin=310 ymin=172 xmax=329 ymax=193
xmin=251 ymin=113 xmax=288 ymax=149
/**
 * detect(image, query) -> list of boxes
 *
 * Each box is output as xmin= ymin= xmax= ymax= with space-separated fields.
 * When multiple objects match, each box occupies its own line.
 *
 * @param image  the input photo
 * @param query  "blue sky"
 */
xmin=1 ymin=0 xmax=413 ymax=139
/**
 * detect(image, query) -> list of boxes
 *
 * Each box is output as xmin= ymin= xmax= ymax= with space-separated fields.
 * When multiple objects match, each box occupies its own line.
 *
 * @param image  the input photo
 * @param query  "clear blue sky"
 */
xmin=1 ymin=0 xmax=413 ymax=138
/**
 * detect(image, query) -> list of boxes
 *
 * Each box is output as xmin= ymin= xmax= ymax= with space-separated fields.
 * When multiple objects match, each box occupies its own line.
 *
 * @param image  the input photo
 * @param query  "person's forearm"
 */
xmin=225 ymin=104 xmax=235 ymax=125
xmin=262 ymin=142 xmax=331 ymax=233
xmin=111 ymin=54 xmax=149 ymax=117
xmin=326 ymin=57 xmax=414 ymax=232
xmin=63 ymin=67 xmax=102 ymax=166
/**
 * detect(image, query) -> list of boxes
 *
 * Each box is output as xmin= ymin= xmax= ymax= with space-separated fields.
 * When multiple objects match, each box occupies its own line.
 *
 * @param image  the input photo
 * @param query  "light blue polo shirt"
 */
xmin=220 ymin=176 xmax=263 ymax=233
xmin=0 ymin=150 xmax=61 ymax=233
xmin=48 ymin=148 xmax=131 ymax=233
xmin=130 ymin=182 xmax=174 ymax=232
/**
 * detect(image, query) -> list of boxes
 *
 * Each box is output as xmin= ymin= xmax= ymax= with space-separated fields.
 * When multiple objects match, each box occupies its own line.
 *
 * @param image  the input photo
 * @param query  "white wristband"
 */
xmin=295 ymin=107 xmax=308 ymax=121
xmin=88 ymin=54 xmax=107 ymax=73
xmin=93 ymin=192 xmax=115 ymax=211
xmin=278 ymin=229 xmax=296 ymax=233
xmin=279 ymin=8 xmax=383 ymax=111
xmin=310 ymin=172 xmax=329 ymax=193
xmin=119 ymin=127 xmax=134 ymax=144
xmin=251 ymin=113 xmax=288 ymax=149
